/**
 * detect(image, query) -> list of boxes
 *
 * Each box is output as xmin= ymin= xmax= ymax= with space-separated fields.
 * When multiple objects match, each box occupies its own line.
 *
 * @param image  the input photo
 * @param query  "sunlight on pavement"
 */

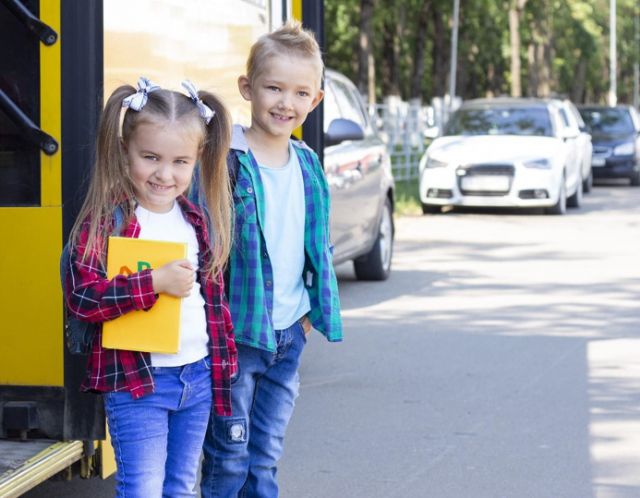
xmin=589 ymin=339 xmax=640 ymax=496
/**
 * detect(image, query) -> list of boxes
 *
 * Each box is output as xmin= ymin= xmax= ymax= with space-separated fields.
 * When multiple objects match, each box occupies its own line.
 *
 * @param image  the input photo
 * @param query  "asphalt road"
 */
xmin=25 ymin=181 xmax=640 ymax=498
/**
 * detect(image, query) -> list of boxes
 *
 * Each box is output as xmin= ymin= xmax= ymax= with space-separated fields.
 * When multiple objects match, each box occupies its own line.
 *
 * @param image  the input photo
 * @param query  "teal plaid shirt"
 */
xmin=227 ymin=126 xmax=342 ymax=352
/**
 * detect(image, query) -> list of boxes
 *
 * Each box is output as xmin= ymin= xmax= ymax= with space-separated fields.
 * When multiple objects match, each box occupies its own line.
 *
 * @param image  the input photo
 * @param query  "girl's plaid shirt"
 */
xmin=226 ymin=126 xmax=343 ymax=352
xmin=64 ymin=196 xmax=237 ymax=416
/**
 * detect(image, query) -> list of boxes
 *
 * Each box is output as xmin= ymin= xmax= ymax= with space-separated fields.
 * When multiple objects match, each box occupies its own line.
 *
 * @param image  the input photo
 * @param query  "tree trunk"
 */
xmin=509 ymin=0 xmax=527 ymax=97
xmin=358 ymin=0 xmax=376 ymax=103
xmin=527 ymin=43 xmax=538 ymax=97
xmin=410 ymin=1 xmax=432 ymax=100
xmin=572 ymin=56 xmax=587 ymax=103
xmin=381 ymin=1 xmax=403 ymax=96
xmin=432 ymin=8 xmax=448 ymax=96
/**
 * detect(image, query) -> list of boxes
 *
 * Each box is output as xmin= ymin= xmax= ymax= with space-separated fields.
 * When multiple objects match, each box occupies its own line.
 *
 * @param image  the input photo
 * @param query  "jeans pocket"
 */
xmin=298 ymin=321 xmax=308 ymax=344
xmin=230 ymin=362 xmax=241 ymax=385
xmin=202 ymin=356 xmax=211 ymax=370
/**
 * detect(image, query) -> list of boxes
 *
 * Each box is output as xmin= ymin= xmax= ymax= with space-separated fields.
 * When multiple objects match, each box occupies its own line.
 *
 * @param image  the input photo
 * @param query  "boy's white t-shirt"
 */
xmin=258 ymin=142 xmax=311 ymax=329
xmin=135 ymin=202 xmax=209 ymax=367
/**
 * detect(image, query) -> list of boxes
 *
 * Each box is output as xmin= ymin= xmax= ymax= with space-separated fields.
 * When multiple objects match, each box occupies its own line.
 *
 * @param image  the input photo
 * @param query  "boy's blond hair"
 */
xmin=246 ymin=20 xmax=324 ymax=88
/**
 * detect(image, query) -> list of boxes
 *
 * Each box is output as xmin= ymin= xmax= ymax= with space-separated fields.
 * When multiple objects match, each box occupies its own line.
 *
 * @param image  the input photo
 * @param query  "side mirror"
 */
xmin=424 ymin=126 xmax=441 ymax=139
xmin=325 ymin=118 xmax=364 ymax=147
xmin=559 ymin=127 xmax=578 ymax=140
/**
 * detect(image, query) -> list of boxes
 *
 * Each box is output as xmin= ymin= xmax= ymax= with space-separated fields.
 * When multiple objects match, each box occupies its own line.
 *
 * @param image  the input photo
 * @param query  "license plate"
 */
xmin=461 ymin=176 xmax=510 ymax=192
xmin=592 ymin=156 xmax=606 ymax=167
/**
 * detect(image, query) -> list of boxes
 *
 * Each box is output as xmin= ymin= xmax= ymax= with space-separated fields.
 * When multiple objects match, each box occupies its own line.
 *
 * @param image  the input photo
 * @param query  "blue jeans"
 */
xmin=201 ymin=321 xmax=306 ymax=498
xmin=104 ymin=356 xmax=212 ymax=498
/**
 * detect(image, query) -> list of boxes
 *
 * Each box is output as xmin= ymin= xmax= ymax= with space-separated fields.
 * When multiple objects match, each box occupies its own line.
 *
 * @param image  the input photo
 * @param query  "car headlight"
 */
xmin=613 ymin=142 xmax=635 ymax=156
xmin=522 ymin=158 xmax=551 ymax=169
xmin=426 ymin=157 xmax=448 ymax=168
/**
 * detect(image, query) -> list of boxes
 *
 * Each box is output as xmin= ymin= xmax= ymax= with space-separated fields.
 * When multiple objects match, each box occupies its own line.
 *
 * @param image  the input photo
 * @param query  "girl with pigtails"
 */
xmin=63 ymin=77 xmax=237 ymax=498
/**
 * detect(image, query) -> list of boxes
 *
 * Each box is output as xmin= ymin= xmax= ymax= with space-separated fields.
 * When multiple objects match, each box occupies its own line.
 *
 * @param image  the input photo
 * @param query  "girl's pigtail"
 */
xmin=70 ymin=85 xmax=137 ymax=260
xmin=197 ymin=91 xmax=232 ymax=279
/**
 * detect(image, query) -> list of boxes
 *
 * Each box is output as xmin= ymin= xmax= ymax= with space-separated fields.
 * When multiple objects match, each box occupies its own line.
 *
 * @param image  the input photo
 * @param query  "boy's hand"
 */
xmin=151 ymin=259 xmax=194 ymax=297
xmin=300 ymin=316 xmax=312 ymax=336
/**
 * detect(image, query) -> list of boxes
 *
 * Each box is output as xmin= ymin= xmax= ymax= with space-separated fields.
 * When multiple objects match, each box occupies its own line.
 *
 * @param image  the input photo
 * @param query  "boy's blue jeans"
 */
xmin=104 ymin=356 xmax=212 ymax=498
xmin=201 ymin=321 xmax=306 ymax=498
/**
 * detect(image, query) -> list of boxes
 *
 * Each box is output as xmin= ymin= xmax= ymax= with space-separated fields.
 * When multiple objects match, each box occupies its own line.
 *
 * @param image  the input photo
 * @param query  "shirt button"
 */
xmin=263 ymin=251 xmax=268 ymax=258
xmin=265 ymin=280 xmax=272 ymax=288
xmin=246 ymin=187 xmax=253 ymax=194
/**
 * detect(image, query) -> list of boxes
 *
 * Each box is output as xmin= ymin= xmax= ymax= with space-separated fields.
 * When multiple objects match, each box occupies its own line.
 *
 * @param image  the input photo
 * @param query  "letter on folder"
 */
xmin=102 ymin=236 xmax=187 ymax=353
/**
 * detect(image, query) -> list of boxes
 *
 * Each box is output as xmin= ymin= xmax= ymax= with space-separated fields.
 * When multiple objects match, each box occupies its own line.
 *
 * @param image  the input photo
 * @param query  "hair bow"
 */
xmin=181 ymin=80 xmax=215 ymax=124
xmin=122 ymin=77 xmax=161 ymax=111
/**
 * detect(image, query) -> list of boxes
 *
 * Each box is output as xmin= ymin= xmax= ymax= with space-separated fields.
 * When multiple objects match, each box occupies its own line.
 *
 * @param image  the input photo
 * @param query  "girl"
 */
xmin=64 ymin=77 xmax=236 ymax=498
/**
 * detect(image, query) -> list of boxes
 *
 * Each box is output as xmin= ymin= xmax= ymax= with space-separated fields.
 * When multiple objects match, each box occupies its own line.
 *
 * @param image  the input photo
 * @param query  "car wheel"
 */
xmin=567 ymin=174 xmax=582 ymax=208
xmin=583 ymin=169 xmax=593 ymax=193
xmin=354 ymin=198 xmax=394 ymax=281
xmin=630 ymin=170 xmax=640 ymax=186
xmin=546 ymin=179 xmax=567 ymax=215
xmin=421 ymin=203 xmax=441 ymax=214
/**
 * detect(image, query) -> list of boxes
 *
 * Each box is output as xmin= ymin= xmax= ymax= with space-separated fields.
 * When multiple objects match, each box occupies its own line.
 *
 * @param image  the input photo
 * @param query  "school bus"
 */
xmin=0 ymin=1 xmax=322 ymax=495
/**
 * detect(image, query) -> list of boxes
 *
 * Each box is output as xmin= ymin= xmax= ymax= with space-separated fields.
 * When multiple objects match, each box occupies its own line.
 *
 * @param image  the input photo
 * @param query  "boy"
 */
xmin=200 ymin=21 xmax=343 ymax=498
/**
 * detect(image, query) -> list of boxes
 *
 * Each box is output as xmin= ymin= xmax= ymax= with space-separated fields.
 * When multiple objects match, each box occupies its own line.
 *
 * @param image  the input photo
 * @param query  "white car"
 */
xmin=419 ymin=98 xmax=583 ymax=215
xmin=558 ymin=99 xmax=593 ymax=193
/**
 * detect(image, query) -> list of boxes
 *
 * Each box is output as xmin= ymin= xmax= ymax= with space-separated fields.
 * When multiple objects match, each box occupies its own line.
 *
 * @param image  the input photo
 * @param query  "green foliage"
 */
xmin=324 ymin=0 xmax=640 ymax=104
xmin=393 ymin=178 xmax=422 ymax=216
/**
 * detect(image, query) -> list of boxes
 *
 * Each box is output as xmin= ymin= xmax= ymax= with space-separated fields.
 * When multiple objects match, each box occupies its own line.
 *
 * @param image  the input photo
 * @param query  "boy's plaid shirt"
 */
xmin=227 ymin=126 xmax=342 ymax=352
xmin=65 ymin=196 xmax=237 ymax=416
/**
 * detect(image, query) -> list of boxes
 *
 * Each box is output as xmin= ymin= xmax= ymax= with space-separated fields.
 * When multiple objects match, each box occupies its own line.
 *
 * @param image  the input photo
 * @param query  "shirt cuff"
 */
xmin=128 ymin=269 xmax=157 ymax=310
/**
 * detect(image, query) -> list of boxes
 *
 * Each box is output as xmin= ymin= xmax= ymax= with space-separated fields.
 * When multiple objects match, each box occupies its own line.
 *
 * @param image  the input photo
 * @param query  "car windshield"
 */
xmin=444 ymin=107 xmax=553 ymax=137
xmin=579 ymin=108 xmax=634 ymax=135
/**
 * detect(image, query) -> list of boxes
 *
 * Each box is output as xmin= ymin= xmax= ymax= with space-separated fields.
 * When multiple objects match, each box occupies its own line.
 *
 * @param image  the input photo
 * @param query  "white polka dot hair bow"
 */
xmin=122 ymin=77 xmax=161 ymax=111
xmin=181 ymin=80 xmax=215 ymax=125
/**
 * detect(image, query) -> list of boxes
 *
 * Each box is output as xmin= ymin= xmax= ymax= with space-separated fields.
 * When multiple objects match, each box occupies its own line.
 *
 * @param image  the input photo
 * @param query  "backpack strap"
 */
xmin=60 ymin=205 xmax=128 ymax=355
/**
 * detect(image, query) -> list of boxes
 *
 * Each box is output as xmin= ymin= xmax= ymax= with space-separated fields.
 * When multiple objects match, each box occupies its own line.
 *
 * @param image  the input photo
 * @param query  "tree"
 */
xmin=509 ymin=0 xmax=528 ymax=96
xmin=358 ymin=0 xmax=376 ymax=103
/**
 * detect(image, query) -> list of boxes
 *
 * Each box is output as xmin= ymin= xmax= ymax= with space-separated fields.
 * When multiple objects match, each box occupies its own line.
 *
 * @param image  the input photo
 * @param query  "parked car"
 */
xmin=323 ymin=69 xmax=395 ymax=280
xmin=418 ymin=98 xmax=583 ymax=215
xmin=577 ymin=105 xmax=640 ymax=186
xmin=559 ymin=99 xmax=593 ymax=192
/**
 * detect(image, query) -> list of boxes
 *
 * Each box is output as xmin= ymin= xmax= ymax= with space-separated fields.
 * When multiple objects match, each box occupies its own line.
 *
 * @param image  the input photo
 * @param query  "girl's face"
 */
xmin=125 ymin=121 xmax=199 ymax=213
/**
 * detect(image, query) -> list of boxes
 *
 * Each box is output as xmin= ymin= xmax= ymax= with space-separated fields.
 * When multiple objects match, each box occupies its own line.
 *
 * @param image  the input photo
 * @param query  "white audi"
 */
xmin=419 ymin=98 xmax=584 ymax=215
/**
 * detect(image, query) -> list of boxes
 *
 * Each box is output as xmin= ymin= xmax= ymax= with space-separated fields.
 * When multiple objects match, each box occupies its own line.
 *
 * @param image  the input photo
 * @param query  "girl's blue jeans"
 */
xmin=200 ymin=321 xmax=306 ymax=498
xmin=104 ymin=356 xmax=212 ymax=498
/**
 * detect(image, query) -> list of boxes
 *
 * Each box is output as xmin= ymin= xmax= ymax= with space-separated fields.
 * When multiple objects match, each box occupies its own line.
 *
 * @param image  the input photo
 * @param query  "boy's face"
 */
xmin=239 ymin=53 xmax=323 ymax=141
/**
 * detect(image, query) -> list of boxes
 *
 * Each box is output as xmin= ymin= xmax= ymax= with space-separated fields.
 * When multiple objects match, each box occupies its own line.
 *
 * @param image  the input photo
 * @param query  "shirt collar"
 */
xmin=230 ymin=124 xmax=249 ymax=153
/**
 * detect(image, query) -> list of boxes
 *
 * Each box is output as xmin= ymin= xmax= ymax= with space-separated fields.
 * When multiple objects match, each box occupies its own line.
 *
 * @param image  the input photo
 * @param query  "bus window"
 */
xmin=103 ymin=0 xmax=281 ymax=128
xmin=0 ymin=0 xmax=41 ymax=206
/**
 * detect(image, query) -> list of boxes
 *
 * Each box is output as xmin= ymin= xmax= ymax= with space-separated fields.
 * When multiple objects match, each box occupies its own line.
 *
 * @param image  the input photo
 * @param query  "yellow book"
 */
xmin=102 ymin=236 xmax=187 ymax=353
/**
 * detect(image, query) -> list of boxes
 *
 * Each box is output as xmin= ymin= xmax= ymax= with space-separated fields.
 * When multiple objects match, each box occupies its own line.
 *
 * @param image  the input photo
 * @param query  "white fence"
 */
xmin=369 ymin=96 xmax=460 ymax=181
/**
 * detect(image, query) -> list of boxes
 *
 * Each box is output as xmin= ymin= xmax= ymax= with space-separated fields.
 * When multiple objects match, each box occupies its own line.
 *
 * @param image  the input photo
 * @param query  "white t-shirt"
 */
xmin=135 ymin=202 xmax=208 ymax=367
xmin=258 ymin=142 xmax=310 ymax=329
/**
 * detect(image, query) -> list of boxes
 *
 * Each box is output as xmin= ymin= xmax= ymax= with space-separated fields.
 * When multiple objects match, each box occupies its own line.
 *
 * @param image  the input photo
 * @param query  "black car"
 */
xmin=323 ymin=70 xmax=395 ymax=280
xmin=577 ymin=105 xmax=640 ymax=186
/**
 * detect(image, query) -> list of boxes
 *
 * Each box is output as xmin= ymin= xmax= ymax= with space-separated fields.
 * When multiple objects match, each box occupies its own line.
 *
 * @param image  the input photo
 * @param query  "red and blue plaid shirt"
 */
xmin=65 ymin=196 xmax=237 ymax=416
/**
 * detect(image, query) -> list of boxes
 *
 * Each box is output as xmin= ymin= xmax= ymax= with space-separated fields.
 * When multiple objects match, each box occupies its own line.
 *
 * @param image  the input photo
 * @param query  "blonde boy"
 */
xmin=200 ymin=21 xmax=342 ymax=498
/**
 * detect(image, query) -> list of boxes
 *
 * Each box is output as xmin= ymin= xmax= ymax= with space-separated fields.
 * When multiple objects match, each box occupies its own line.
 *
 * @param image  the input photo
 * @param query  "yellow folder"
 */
xmin=102 ymin=236 xmax=187 ymax=353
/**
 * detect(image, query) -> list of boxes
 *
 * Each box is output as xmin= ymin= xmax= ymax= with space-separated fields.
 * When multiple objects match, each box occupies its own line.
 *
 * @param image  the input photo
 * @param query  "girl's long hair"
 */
xmin=69 ymin=84 xmax=232 ymax=279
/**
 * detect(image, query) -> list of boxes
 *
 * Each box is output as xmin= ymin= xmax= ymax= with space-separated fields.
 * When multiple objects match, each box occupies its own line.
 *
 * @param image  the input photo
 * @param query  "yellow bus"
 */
xmin=0 ymin=1 xmax=322 ymax=495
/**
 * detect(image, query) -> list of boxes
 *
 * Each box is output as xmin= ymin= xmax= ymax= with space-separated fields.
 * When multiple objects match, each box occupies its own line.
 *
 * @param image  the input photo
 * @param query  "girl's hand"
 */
xmin=151 ymin=259 xmax=194 ymax=297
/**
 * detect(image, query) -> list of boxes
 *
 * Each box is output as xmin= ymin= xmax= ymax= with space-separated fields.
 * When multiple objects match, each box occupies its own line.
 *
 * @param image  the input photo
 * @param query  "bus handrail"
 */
xmin=0 ymin=88 xmax=59 ymax=155
xmin=1 ymin=0 xmax=58 ymax=45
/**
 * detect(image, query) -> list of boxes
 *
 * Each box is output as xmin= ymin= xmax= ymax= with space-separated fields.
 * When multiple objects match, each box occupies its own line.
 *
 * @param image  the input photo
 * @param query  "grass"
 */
xmin=394 ymin=178 xmax=422 ymax=216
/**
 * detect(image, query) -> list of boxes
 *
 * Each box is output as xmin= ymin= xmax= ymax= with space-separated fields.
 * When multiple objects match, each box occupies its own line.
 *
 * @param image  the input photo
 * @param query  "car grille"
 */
xmin=457 ymin=164 xmax=515 ymax=196
xmin=426 ymin=188 xmax=453 ymax=199
xmin=593 ymin=146 xmax=611 ymax=156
